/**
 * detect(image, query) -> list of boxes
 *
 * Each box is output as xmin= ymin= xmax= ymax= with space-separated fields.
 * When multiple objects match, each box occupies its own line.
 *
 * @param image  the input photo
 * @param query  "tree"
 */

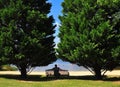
xmin=57 ymin=0 xmax=120 ymax=79
xmin=0 ymin=0 xmax=56 ymax=78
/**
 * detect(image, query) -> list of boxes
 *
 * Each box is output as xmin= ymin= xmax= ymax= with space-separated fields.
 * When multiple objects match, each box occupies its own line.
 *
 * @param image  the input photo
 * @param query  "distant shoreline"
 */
xmin=0 ymin=70 xmax=120 ymax=76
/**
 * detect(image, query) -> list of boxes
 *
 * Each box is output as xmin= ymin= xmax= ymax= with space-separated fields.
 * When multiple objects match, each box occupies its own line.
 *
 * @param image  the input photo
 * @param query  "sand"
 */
xmin=0 ymin=70 xmax=120 ymax=76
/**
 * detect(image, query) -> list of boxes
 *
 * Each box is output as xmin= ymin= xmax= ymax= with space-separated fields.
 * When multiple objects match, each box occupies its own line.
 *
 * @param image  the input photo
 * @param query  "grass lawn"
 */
xmin=0 ymin=75 xmax=120 ymax=87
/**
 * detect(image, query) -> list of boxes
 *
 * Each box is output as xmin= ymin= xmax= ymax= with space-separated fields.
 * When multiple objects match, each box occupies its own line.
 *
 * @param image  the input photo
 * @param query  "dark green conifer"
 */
xmin=0 ymin=0 xmax=56 ymax=78
xmin=57 ymin=0 xmax=120 ymax=79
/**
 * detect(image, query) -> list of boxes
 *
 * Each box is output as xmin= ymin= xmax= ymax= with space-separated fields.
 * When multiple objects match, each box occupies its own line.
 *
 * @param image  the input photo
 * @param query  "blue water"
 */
xmin=33 ymin=59 xmax=87 ymax=71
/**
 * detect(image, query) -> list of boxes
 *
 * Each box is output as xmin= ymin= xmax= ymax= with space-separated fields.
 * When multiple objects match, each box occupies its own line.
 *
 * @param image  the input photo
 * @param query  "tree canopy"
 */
xmin=57 ymin=0 xmax=120 ymax=79
xmin=0 ymin=0 xmax=56 ymax=78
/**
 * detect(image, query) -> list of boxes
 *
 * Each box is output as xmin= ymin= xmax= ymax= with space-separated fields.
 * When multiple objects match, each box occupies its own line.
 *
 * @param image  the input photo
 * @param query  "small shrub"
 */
xmin=0 ymin=65 xmax=18 ymax=71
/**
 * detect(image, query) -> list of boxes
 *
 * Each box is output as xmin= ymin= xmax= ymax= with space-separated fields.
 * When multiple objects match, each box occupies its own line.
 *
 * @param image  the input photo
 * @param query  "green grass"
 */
xmin=0 ymin=75 xmax=120 ymax=87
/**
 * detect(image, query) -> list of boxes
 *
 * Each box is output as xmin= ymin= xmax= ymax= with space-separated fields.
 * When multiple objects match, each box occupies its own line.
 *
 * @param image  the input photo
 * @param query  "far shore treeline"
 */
xmin=0 ymin=0 xmax=120 ymax=80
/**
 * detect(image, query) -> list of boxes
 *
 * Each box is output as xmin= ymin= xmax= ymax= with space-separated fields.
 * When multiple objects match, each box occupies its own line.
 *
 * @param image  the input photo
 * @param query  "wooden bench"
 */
xmin=46 ymin=69 xmax=69 ymax=77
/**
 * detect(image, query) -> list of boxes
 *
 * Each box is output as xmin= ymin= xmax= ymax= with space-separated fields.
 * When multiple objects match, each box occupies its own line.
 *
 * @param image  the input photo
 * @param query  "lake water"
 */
xmin=33 ymin=59 xmax=88 ymax=71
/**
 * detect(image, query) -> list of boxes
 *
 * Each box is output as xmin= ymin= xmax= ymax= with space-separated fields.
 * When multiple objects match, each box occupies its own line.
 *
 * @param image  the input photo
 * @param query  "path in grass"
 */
xmin=0 ymin=70 xmax=120 ymax=76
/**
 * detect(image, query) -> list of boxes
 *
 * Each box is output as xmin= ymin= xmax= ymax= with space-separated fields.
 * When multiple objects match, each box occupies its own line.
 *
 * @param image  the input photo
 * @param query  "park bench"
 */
xmin=45 ymin=69 xmax=69 ymax=77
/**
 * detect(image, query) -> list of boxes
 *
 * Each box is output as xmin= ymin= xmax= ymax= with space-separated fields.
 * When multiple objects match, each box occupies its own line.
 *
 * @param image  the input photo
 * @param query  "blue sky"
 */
xmin=48 ymin=0 xmax=64 ymax=22
xmin=48 ymin=0 xmax=64 ymax=47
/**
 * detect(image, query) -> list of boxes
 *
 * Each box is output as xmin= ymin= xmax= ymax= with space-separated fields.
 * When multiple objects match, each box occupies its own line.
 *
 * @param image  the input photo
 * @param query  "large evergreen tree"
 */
xmin=0 ymin=0 xmax=56 ymax=78
xmin=57 ymin=0 xmax=120 ymax=79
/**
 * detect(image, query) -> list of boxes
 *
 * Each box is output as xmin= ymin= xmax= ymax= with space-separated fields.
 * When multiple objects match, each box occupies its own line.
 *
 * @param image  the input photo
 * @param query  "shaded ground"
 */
xmin=0 ymin=74 xmax=120 ymax=82
xmin=0 ymin=70 xmax=120 ymax=83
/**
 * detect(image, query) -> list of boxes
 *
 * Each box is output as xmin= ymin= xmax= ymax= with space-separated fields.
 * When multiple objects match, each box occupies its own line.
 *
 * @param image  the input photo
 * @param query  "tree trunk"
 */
xmin=20 ymin=65 xmax=27 ymax=79
xmin=94 ymin=67 xmax=102 ymax=80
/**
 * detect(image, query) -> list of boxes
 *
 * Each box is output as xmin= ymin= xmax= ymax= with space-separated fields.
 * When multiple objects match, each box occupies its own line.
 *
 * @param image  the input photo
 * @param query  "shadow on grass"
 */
xmin=0 ymin=74 xmax=120 ymax=82
xmin=0 ymin=74 xmax=56 ymax=81
xmin=103 ymin=76 xmax=120 ymax=81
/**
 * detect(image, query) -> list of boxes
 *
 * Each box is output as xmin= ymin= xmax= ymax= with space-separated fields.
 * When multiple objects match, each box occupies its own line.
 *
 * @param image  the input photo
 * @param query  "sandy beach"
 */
xmin=0 ymin=70 xmax=120 ymax=76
